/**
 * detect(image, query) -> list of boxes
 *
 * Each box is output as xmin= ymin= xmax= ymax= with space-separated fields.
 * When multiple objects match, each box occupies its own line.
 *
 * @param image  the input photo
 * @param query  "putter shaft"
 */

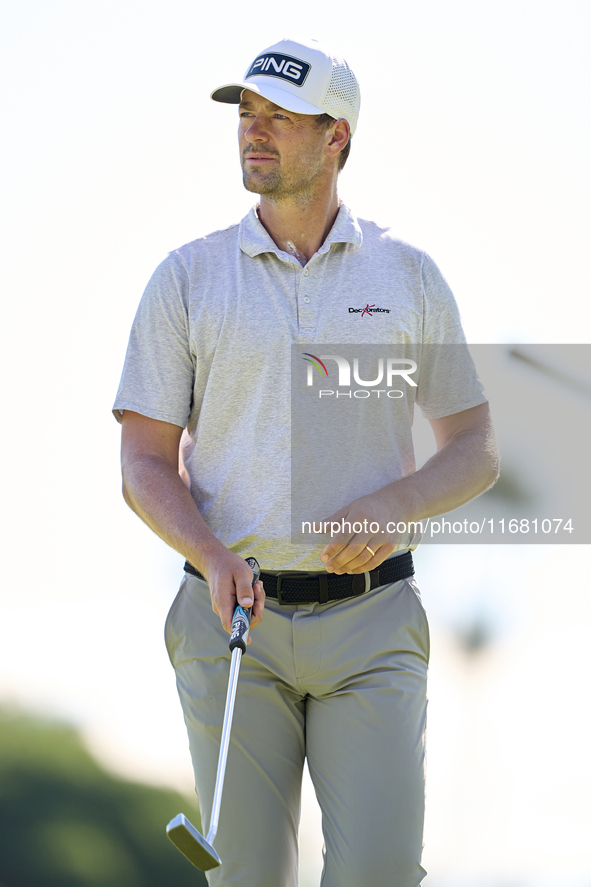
xmin=166 ymin=558 xmax=259 ymax=870
xmin=207 ymin=645 xmax=243 ymax=844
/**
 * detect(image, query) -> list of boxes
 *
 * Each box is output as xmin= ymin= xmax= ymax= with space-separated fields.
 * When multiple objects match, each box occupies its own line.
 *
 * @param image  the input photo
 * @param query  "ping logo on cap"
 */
xmin=246 ymin=53 xmax=311 ymax=87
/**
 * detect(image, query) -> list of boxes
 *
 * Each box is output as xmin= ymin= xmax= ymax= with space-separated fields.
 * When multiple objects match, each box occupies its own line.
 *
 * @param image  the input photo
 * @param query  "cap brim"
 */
xmin=211 ymin=81 xmax=329 ymax=118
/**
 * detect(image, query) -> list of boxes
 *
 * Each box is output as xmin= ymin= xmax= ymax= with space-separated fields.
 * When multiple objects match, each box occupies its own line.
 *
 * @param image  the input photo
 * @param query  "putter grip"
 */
xmin=228 ymin=557 xmax=260 ymax=654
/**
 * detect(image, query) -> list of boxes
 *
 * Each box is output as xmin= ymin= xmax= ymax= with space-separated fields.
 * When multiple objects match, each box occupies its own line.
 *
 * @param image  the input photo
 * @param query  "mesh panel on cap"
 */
xmin=323 ymin=56 xmax=359 ymax=121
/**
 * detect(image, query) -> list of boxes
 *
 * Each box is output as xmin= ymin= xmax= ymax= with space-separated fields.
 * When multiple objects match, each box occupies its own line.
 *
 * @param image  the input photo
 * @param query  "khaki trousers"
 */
xmin=165 ymin=571 xmax=429 ymax=887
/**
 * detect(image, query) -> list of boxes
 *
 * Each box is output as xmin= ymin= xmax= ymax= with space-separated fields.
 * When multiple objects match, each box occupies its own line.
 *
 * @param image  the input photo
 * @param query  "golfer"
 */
xmin=114 ymin=37 xmax=499 ymax=887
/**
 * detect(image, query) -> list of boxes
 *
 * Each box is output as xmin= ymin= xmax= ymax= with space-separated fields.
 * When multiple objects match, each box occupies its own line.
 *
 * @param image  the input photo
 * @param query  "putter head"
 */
xmin=166 ymin=813 xmax=222 ymax=871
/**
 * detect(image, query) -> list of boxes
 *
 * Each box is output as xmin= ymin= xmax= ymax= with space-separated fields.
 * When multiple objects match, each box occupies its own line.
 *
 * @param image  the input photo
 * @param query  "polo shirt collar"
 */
xmin=239 ymin=202 xmax=363 ymax=259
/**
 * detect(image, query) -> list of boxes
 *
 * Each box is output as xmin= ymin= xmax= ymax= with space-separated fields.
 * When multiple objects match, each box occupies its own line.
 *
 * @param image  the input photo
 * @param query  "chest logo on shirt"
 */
xmin=349 ymin=304 xmax=391 ymax=316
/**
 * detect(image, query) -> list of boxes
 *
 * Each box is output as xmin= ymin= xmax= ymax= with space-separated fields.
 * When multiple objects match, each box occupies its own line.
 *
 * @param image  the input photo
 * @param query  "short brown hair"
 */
xmin=315 ymin=113 xmax=351 ymax=172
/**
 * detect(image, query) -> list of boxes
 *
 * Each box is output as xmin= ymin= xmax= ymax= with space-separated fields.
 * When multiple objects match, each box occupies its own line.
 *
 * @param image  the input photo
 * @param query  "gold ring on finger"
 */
xmin=366 ymin=545 xmax=376 ymax=557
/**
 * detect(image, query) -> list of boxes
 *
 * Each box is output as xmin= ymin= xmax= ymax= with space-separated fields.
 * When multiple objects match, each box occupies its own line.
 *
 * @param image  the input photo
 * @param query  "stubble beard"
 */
xmin=241 ymin=149 xmax=325 ymax=203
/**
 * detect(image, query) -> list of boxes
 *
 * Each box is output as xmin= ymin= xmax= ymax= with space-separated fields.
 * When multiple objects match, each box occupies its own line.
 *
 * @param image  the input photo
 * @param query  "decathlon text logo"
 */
xmin=246 ymin=54 xmax=311 ymax=87
xmin=302 ymin=353 xmax=417 ymax=399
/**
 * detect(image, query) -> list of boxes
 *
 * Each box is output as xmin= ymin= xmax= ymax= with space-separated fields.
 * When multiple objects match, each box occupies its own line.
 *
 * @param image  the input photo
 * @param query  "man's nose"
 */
xmin=244 ymin=116 xmax=269 ymax=142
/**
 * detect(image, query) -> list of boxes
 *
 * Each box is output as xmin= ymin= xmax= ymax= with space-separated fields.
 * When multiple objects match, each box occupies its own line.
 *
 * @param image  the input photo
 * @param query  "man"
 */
xmin=114 ymin=37 xmax=499 ymax=887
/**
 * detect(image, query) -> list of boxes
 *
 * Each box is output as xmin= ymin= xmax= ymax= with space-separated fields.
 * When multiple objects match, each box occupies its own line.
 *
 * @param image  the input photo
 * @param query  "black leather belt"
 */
xmin=183 ymin=551 xmax=414 ymax=605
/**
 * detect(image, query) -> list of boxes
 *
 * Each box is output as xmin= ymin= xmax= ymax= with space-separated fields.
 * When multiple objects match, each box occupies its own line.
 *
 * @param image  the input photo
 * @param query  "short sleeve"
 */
xmin=112 ymin=253 xmax=194 ymax=427
xmin=415 ymin=252 xmax=487 ymax=419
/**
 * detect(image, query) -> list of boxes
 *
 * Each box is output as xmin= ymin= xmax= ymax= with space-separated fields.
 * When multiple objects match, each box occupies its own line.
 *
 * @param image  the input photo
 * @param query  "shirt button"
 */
xmin=303 ymin=268 xmax=309 ymax=276
xmin=303 ymin=296 xmax=311 ymax=304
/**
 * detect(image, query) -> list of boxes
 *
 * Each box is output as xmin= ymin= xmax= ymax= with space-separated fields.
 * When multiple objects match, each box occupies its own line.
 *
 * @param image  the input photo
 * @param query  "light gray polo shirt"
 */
xmin=113 ymin=204 xmax=486 ymax=570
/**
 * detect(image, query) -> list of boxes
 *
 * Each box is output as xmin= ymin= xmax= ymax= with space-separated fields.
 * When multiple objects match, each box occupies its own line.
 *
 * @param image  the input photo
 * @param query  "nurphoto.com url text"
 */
xmin=301 ymin=518 xmax=574 ymax=539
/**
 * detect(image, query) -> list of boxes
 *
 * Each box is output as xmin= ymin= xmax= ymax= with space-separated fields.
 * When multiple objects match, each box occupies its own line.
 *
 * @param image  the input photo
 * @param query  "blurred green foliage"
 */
xmin=0 ymin=708 xmax=207 ymax=886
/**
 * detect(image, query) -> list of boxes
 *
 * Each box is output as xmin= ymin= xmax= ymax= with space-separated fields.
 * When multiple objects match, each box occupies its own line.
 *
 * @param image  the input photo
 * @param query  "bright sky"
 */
xmin=2 ymin=2 xmax=590 ymax=885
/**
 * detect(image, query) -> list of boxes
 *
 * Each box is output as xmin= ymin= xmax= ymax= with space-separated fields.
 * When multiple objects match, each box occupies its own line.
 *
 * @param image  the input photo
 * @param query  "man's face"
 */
xmin=238 ymin=89 xmax=331 ymax=200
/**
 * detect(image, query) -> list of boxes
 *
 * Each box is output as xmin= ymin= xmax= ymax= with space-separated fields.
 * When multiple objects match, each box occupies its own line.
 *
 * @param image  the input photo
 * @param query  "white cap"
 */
xmin=211 ymin=37 xmax=360 ymax=136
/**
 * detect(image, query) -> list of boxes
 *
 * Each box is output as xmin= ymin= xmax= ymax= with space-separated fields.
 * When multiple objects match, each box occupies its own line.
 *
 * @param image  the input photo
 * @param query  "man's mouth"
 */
xmin=243 ymin=148 xmax=279 ymax=163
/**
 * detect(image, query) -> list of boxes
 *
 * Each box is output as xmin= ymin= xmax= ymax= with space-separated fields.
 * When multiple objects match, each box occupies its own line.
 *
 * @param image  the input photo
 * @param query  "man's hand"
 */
xmin=197 ymin=550 xmax=265 ymax=644
xmin=319 ymin=489 xmax=399 ymax=574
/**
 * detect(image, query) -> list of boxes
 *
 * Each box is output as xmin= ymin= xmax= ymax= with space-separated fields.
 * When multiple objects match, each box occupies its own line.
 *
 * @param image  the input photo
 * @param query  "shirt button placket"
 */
xmin=299 ymin=264 xmax=316 ymax=337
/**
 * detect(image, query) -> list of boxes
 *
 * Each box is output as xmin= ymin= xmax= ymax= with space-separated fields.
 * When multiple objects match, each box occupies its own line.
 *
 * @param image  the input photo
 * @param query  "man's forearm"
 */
xmin=390 ymin=423 xmax=500 ymax=524
xmin=121 ymin=449 xmax=265 ymax=634
xmin=122 ymin=454 xmax=225 ymax=573
xmin=320 ymin=403 xmax=499 ymax=572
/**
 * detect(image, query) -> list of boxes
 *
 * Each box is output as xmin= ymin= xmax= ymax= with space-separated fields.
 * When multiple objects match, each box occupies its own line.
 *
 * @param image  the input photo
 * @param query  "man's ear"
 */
xmin=325 ymin=118 xmax=350 ymax=158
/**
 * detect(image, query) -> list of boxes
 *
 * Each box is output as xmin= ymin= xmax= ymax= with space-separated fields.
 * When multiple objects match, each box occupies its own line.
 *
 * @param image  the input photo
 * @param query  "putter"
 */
xmin=166 ymin=557 xmax=261 ymax=871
